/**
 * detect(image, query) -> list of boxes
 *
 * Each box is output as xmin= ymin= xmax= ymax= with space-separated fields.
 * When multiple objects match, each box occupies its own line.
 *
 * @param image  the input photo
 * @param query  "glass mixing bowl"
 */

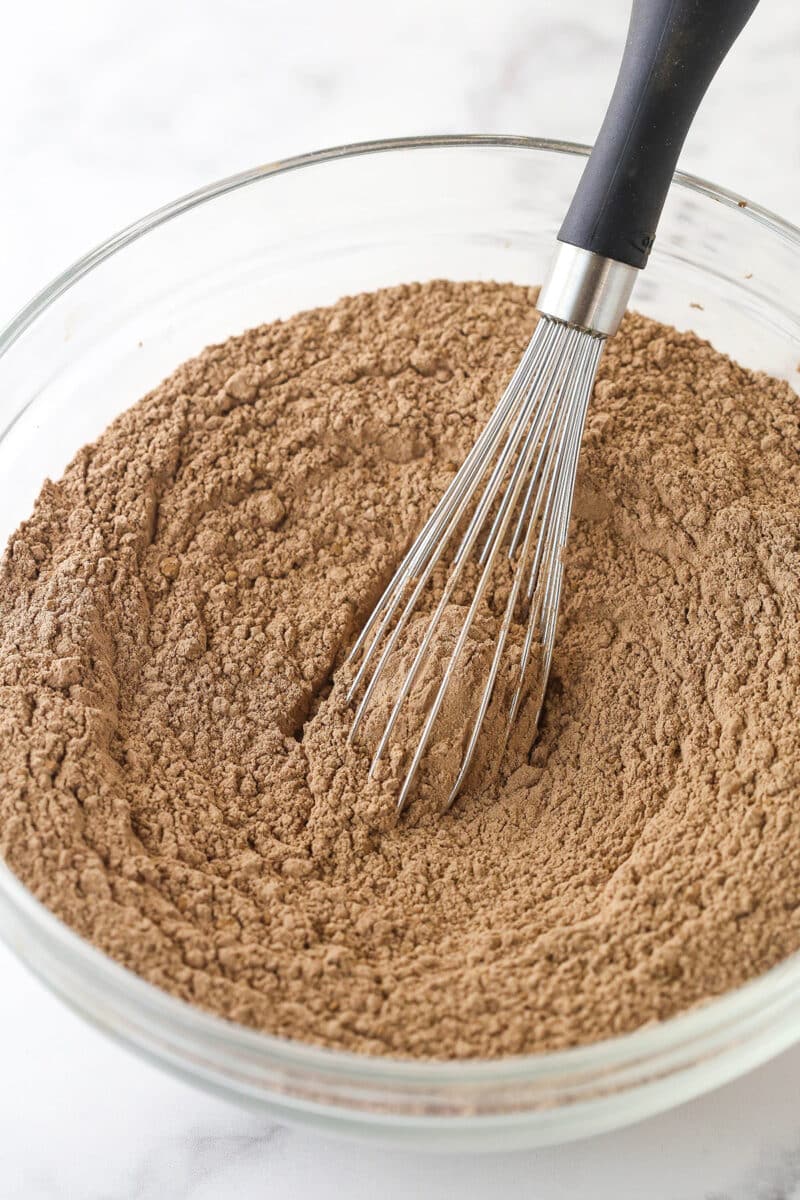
xmin=1 ymin=136 xmax=799 ymax=1152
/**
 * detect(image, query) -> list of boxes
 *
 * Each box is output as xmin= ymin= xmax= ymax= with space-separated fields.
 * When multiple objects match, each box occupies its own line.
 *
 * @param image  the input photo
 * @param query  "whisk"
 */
xmin=348 ymin=0 xmax=759 ymax=813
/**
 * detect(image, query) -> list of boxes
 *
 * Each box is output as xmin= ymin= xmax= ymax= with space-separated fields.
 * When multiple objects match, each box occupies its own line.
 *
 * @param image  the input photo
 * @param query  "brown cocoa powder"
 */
xmin=1 ymin=280 xmax=799 ymax=1059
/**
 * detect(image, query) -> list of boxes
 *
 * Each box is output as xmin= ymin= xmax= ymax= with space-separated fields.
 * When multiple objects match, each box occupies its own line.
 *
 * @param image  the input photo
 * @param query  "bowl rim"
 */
xmin=5 ymin=132 xmax=800 ymax=362
xmin=2 ymin=132 xmax=800 ymax=1092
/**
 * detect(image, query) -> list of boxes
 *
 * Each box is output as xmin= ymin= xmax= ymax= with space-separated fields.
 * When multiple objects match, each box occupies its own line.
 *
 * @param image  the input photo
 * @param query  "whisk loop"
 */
xmin=346 ymin=315 xmax=605 ymax=813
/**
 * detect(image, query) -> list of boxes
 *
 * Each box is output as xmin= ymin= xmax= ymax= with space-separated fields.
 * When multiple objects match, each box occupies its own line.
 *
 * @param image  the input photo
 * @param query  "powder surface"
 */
xmin=1 ymin=280 xmax=800 ymax=1059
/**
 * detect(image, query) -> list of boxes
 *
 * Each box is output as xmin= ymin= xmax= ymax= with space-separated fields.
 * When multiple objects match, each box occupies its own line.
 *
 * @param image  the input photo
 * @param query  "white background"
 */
xmin=2 ymin=1 xmax=800 ymax=1196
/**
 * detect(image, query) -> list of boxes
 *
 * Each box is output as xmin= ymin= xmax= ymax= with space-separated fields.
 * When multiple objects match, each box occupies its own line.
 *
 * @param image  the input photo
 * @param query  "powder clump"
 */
xmin=1 ymin=280 xmax=799 ymax=1059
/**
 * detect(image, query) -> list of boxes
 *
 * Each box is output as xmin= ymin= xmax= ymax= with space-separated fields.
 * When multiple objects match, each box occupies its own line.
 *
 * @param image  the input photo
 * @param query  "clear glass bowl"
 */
xmin=1 ymin=136 xmax=799 ymax=1152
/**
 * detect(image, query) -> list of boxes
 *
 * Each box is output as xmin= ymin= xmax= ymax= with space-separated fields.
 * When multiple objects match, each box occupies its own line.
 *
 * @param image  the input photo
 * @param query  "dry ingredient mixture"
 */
xmin=1 ymin=280 xmax=799 ymax=1059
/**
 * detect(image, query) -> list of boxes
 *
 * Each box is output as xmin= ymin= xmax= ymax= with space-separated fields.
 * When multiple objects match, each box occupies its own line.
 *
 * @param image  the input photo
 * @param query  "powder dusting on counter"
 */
xmin=1 ymin=280 xmax=799 ymax=1059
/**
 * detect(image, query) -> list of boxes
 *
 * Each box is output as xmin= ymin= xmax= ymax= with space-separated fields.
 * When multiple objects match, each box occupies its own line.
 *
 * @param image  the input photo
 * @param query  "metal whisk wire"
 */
xmin=347 ymin=315 xmax=605 ymax=813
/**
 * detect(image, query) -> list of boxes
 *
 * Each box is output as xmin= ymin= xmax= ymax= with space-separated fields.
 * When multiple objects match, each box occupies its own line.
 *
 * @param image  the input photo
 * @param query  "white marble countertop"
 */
xmin=2 ymin=1 xmax=800 ymax=1195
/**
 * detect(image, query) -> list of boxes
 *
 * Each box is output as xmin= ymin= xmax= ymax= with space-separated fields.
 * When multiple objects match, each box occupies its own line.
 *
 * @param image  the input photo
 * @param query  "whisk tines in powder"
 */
xmin=346 ymin=315 xmax=604 ymax=813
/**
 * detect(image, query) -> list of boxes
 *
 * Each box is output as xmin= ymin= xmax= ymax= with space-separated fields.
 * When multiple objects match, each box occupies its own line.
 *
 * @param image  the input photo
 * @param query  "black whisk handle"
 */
xmin=558 ymin=0 xmax=759 ymax=270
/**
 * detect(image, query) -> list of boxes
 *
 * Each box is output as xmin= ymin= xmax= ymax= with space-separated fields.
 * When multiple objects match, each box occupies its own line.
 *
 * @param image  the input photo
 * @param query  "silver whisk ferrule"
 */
xmin=537 ymin=244 xmax=638 ymax=336
xmin=346 ymin=246 xmax=636 ymax=814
